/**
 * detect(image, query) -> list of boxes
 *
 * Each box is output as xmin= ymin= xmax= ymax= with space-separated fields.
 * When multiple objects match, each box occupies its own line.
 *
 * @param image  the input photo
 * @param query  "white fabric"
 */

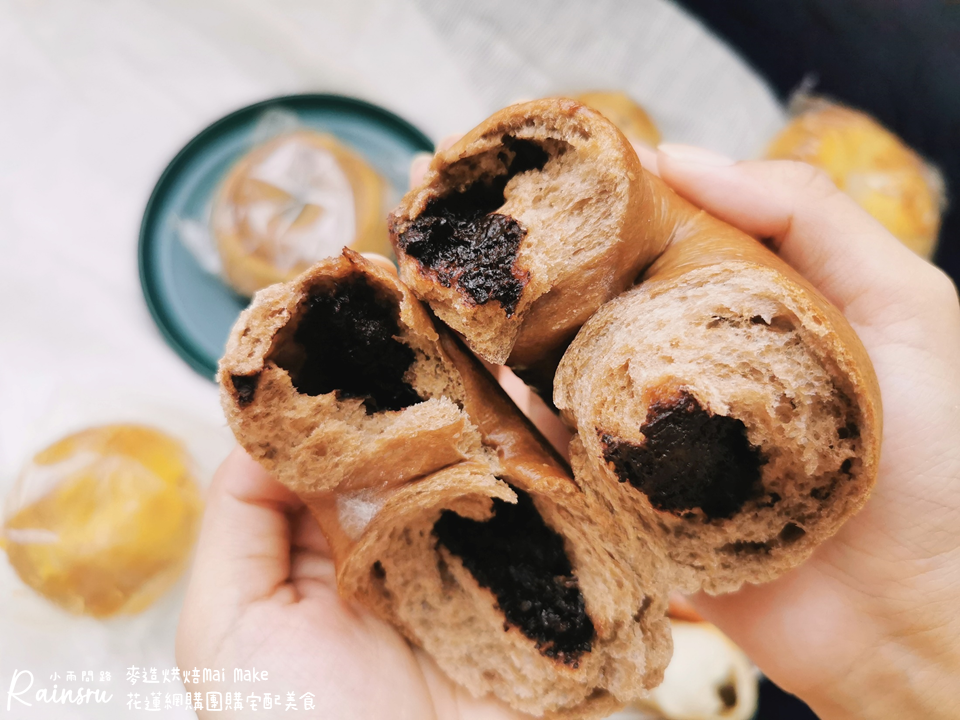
xmin=0 ymin=1 xmax=782 ymax=717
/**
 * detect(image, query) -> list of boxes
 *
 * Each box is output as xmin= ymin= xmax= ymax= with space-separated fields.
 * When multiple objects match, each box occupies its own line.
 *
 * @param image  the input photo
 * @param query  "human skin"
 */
xmin=177 ymin=143 xmax=960 ymax=719
xmin=652 ymin=144 xmax=960 ymax=720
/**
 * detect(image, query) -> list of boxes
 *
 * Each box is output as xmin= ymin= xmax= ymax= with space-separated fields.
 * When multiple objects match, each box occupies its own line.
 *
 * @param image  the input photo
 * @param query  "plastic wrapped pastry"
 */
xmin=576 ymin=91 xmax=662 ymax=147
xmin=219 ymin=250 xmax=671 ymax=719
xmin=635 ymin=619 xmax=758 ymax=720
xmin=2 ymin=425 xmax=203 ymax=617
xmin=766 ymin=100 xmax=945 ymax=259
xmin=214 ymin=130 xmax=389 ymax=296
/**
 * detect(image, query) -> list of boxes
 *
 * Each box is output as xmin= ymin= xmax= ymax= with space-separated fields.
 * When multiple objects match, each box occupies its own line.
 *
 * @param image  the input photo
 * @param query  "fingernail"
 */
xmin=438 ymin=133 xmax=464 ymax=151
xmin=408 ymin=153 xmax=433 ymax=186
xmin=360 ymin=253 xmax=398 ymax=276
xmin=658 ymin=143 xmax=735 ymax=166
xmin=632 ymin=142 xmax=660 ymax=177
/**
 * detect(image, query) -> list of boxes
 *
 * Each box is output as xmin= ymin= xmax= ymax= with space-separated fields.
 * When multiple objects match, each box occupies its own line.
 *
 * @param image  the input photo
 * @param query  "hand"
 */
xmin=176 ymin=449 xmax=524 ymax=720
xmin=644 ymin=143 xmax=960 ymax=720
xmin=180 ymin=136 xmax=960 ymax=720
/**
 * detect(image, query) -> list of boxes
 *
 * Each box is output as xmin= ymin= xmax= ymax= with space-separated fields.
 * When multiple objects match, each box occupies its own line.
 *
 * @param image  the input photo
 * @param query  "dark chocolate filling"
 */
xmin=433 ymin=485 xmax=594 ymax=665
xmin=231 ymin=373 xmax=260 ymax=407
xmin=279 ymin=274 xmax=423 ymax=413
xmin=601 ymin=392 xmax=766 ymax=520
xmin=396 ymin=136 xmax=552 ymax=315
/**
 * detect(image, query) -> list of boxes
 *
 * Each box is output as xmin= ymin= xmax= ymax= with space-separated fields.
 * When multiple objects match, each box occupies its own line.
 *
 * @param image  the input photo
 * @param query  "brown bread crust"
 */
xmin=389 ymin=98 xmax=668 ymax=384
xmin=219 ymin=250 xmax=670 ymax=718
xmin=555 ymin=174 xmax=882 ymax=593
xmin=220 ymin=97 xmax=885 ymax=716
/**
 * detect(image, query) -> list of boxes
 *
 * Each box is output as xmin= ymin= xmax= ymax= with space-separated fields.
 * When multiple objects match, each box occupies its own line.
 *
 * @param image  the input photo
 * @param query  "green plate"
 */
xmin=139 ymin=94 xmax=433 ymax=379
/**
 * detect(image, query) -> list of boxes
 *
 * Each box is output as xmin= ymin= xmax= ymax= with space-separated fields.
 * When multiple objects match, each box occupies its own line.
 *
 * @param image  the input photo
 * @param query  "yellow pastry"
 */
xmin=2 ymin=425 xmax=203 ymax=618
xmin=766 ymin=102 xmax=945 ymax=259
xmin=576 ymin=90 xmax=662 ymax=146
xmin=213 ymin=130 xmax=389 ymax=296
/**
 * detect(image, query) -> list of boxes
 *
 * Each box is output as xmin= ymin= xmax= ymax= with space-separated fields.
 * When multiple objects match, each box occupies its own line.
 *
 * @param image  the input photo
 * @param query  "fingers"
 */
xmin=408 ymin=153 xmax=432 ymax=187
xmin=360 ymin=252 xmax=398 ymax=276
xmin=291 ymin=504 xmax=331 ymax=555
xmin=688 ymin=563 xmax=877 ymax=708
xmin=290 ymin=547 xmax=337 ymax=586
xmin=655 ymin=144 xmax=942 ymax=330
xmin=408 ymin=133 xmax=464 ymax=187
xmin=437 ymin=133 xmax=464 ymax=152
xmin=186 ymin=446 xmax=305 ymax=609
xmin=632 ymin=142 xmax=660 ymax=177
xmin=495 ymin=366 xmax=572 ymax=461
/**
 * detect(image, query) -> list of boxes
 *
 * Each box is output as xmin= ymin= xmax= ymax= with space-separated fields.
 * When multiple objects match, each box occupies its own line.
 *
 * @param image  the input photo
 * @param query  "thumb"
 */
xmin=655 ymin=145 xmax=947 ymax=333
xmin=183 ymin=446 xmax=304 ymax=612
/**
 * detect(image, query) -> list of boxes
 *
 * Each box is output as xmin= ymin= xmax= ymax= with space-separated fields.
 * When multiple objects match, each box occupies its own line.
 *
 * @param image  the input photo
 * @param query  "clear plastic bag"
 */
xmin=768 ymin=91 xmax=947 ymax=259
xmin=0 ymin=389 xmax=230 ymax=718
xmin=3 ymin=423 xmax=203 ymax=619
xmin=177 ymin=108 xmax=395 ymax=297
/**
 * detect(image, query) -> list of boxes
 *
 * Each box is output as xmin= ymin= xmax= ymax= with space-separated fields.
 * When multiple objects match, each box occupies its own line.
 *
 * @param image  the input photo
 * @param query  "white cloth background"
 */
xmin=0 ymin=1 xmax=783 ymax=717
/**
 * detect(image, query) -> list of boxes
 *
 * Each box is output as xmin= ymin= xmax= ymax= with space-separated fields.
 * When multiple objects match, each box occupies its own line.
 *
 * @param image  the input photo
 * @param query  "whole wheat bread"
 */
xmin=219 ymin=250 xmax=671 ymax=718
xmin=389 ymin=98 xmax=668 ymax=392
xmin=554 ymin=200 xmax=882 ymax=594
xmin=219 ymin=99 xmax=884 ymax=717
